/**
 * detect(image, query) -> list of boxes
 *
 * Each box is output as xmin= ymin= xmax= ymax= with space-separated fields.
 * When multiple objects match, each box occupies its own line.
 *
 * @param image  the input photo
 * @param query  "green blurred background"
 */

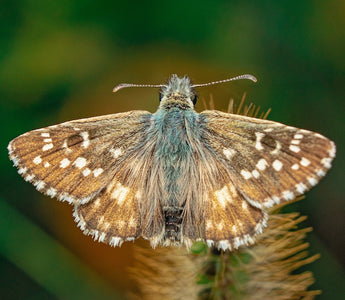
xmin=1 ymin=1 xmax=344 ymax=299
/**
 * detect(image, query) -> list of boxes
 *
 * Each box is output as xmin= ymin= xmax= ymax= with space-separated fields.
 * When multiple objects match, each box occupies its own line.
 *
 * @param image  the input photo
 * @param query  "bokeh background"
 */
xmin=1 ymin=1 xmax=344 ymax=299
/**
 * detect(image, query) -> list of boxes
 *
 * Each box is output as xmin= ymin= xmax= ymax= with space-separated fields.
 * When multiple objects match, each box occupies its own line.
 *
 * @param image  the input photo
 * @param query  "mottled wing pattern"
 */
xmin=8 ymin=111 xmax=152 ymax=205
xmin=74 ymin=134 xmax=167 ymax=247
xmin=201 ymin=110 xmax=336 ymax=209
xmin=73 ymin=179 xmax=141 ymax=246
xmin=204 ymin=180 xmax=267 ymax=251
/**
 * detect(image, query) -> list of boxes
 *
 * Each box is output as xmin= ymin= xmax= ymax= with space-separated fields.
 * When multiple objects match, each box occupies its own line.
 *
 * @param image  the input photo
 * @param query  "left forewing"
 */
xmin=8 ymin=110 xmax=152 ymax=205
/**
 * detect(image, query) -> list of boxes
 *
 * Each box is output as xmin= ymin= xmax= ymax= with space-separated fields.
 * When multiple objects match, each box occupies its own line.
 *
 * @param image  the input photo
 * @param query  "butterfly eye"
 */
xmin=191 ymin=94 xmax=198 ymax=105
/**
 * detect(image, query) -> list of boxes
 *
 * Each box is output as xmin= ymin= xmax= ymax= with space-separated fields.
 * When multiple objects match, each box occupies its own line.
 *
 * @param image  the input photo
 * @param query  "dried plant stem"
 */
xmin=128 ymin=245 xmax=203 ymax=300
xmin=129 ymin=207 xmax=321 ymax=300
xmin=199 ymin=209 xmax=321 ymax=300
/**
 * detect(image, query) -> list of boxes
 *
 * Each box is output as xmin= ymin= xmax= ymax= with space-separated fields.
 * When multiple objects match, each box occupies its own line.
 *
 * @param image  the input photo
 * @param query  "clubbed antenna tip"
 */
xmin=113 ymin=83 xmax=163 ymax=93
xmin=192 ymin=74 xmax=257 ymax=88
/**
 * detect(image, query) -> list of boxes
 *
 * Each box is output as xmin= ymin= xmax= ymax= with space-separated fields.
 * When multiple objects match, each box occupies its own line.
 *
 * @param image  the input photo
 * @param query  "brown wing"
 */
xmin=204 ymin=180 xmax=267 ymax=250
xmin=200 ymin=110 xmax=336 ymax=209
xmin=174 ymin=134 xmax=267 ymax=251
xmin=73 ymin=179 xmax=141 ymax=245
xmin=8 ymin=110 xmax=152 ymax=205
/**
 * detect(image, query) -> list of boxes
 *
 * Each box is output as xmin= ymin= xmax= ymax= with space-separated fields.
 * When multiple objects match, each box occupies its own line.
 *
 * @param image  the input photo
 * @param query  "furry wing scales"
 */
xmin=204 ymin=180 xmax=267 ymax=251
xmin=200 ymin=110 xmax=336 ymax=209
xmin=74 ymin=179 xmax=141 ymax=246
xmin=8 ymin=110 xmax=152 ymax=205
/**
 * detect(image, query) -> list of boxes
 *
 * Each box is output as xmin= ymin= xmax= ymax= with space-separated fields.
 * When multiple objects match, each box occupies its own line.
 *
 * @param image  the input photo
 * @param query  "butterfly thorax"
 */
xmin=159 ymin=97 xmax=192 ymax=111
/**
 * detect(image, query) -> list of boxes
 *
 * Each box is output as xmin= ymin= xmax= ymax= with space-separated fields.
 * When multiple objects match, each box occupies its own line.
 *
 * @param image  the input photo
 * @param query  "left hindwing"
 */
xmin=200 ymin=110 xmax=336 ymax=208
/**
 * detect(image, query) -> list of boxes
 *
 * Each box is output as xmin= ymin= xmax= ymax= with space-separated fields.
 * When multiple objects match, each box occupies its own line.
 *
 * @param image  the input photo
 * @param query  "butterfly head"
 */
xmin=159 ymin=74 xmax=197 ymax=108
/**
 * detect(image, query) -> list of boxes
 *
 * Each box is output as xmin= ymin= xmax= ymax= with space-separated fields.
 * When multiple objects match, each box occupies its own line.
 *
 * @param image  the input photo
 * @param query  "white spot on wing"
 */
xmin=252 ymin=170 xmax=260 ymax=178
xmin=283 ymin=190 xmax=294 ymax=200
xmin=206 ymin=220 xmax=213 ymax=230
xmin=321 ymin=157 xmax=332 ymax=168
xmin=25 ymin=174 xmax=35 ymax=181
xmin=317 ymin=169 xmax=326 ymax=177
xmin=217 ymin=222 xmax=224 ymax=230
xmin=272 ymin=159 xmax=283 ymax=171
xmin=215 ymin=186 xmax=232 ymax=207
xmin=44 ymin=162 xmax=50 ymax=168
xmin=33 ymin=156 xmax=42 ymax=164
xmin=111 ymin=182 xmax=130 ymax=204
xmin=110 ymin=148 xmax=123 ymax=159
xmin=34 ymin=180 xmax=45 ymax=191
xmin=47 ymin=188 xmax=57 ymax=197
xmin=62 ymin=140 xmax=73 ymax=153
xmin=73 ymin=157 xmax=87 ymax=169
xmin=94 ymin=198 xmax=101 ymax=207
xmin=41 ymin=133 xmax=50 ymax=137
xmin=308 ymin=177 xmax=318 ymax=186
xmin=300 ymin=157 xmax=311 ymax=167
xmin=294 ymin=134 xmax=303 ymax=139
xmin=60 ymin=158 xmax=71 ymax=168
xmin=18 ymin=167 xmax=27 ymax=174
xmin=223 ymin=148 xmax=236 ymax=160
xmin=291 ymin=163 xmax=299 ymax=170
xmin=263 ymin=197 xmax=275 ymax=207
xmin=128 ymin=217 xmax=136 ymax=228
xmin=42 ymin=143 xmax=53 ymax=151
xmin=255 ymin=132 xmax=265 ymax=151
xmin=82 ymin=168 xmax=91 ymax=177
xmin=80 ymin=131 xmax=90 ymax=148
xmin=296 ymin=182 xmax=307 ymax=193
xmin=240 ymin=170 xmax=252 ymax=180
xmin=289 ymin=145 xmax=300 ymax=153
xmin=256 ymin=159 xmax=268 ymax=171
xmin=93 ymin=168 xmax=104 ymax=177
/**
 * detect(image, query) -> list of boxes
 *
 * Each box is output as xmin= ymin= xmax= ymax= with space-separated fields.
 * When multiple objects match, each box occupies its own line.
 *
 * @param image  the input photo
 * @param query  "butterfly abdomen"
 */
xmin=163 ymin=206 xmax=183 ymax=241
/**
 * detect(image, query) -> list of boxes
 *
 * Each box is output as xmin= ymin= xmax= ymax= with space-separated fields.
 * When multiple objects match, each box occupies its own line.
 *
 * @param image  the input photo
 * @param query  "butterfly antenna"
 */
xmin=113 ymin=83 xmax=164 ymax=93
xmin=192 ymin=74 xmax=257 ymax=88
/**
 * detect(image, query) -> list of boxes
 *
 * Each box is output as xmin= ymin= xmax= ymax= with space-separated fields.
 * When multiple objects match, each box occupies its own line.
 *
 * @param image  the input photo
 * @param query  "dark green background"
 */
xmin=1 ymin=1 xmax=344 ymax=299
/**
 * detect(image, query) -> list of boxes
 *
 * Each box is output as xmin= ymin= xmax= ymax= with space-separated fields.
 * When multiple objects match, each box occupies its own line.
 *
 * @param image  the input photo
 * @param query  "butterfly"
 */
xmin=8 ymin=74 xmax=336 ymax=251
